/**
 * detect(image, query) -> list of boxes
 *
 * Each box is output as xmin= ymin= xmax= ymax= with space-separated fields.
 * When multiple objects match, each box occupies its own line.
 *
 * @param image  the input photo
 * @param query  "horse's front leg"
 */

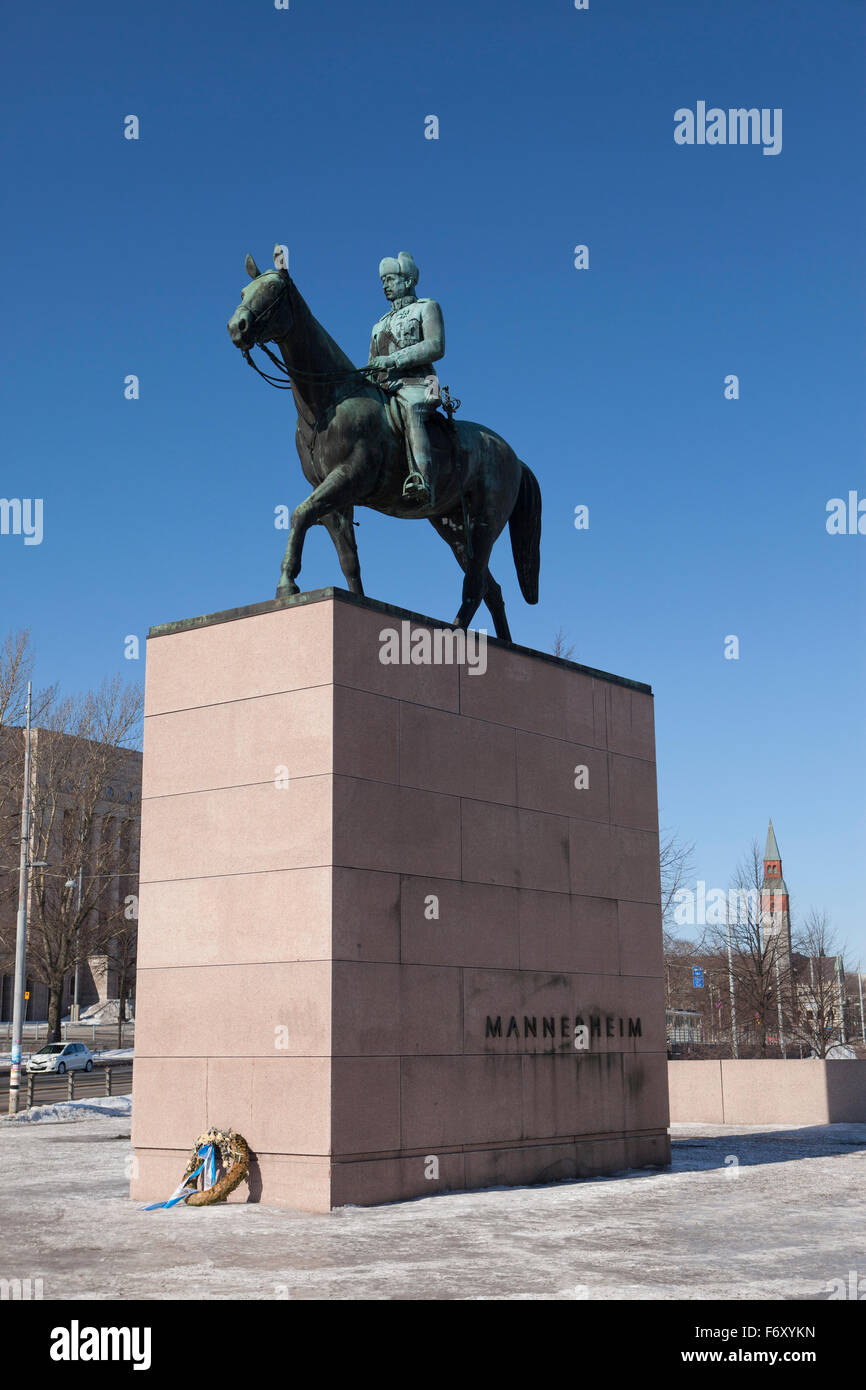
xmin=277 ymin=462 xmax=361 ymax=597
xmin=276 ymin=508 xmax=308 ymax=597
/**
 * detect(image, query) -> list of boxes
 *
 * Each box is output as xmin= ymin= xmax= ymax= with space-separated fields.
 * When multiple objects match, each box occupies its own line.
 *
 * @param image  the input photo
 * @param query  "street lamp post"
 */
xmin=774 ymin=948 xmax=787 ymax=1059
xmin=65 ymin=867 xmax=83 ymax=1022
xmin=836 ymin=956 xmax=847 ymax=1047
xmin=7 ymin=683 xmax=33 ymax=1114
xmin=726 ymin=904 xmax=739 ymax=1059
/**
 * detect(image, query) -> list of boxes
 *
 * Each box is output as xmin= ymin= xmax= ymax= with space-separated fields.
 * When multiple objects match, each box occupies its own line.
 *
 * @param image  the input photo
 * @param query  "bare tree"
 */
xmin=103 ymin=911 xmax=139 ymax=1048
xmin=24 ymin=676 xmax=143 ymax=1041
xmin=664 ymin=939 xmax=734 ymax=1053
xmin=659 ymin=828 xmax=696 ymax=943
xmin=0 ymin=631 xmax=52 ymax=975
xmin=790 ymin=910 xmax=847 ymax=1058
xmin=703 ymin=840 xmax=795 ymax=1058
xmin=655 ymin=830 xmax=705 ymax=1045
xmin=0 ymin=629 xmax=34 ymax=731
xmin=552 ymin=629 xmax=576 ymax=660
xmin=664 ymin=932 xmax=700 ymax=1011
xmin=0 ymin=630 xmax=57 ymax=737
xmin=0 ymin=632 xmax=35 ymax=928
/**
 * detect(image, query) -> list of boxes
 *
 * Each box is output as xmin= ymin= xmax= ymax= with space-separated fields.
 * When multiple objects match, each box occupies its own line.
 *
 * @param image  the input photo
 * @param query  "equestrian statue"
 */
xmin=226 ymin=248 xmax=541 ymax=640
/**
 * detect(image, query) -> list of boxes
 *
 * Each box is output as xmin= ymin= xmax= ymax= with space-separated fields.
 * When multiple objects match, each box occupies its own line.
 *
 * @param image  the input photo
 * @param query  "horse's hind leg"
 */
xmin=321 ymin=507 xmax=364 ymax=596
xmin=452 ymin=519 xmax=497 ymax=632
xmin=428 ymin=514 xmax=511 ymax=640
xmin=482 ymin=570 xmax=511 ymax=642
xmin=455 ymin=560 xmax=493 ymax=631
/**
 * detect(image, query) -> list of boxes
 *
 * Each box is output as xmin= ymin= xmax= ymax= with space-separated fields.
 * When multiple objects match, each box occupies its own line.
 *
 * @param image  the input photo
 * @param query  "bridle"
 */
xmin=240 ymin=275 xmax=375 ymax=391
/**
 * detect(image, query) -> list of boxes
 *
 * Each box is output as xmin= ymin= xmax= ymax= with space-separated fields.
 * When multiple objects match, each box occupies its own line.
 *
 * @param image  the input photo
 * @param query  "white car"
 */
xmin=26 ymin=1042 xmax=94 ymax=1075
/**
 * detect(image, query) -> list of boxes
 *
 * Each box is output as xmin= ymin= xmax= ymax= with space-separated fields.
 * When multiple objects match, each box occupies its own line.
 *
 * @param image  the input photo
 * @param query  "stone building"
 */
xmin=759 ymin=819 xmax=792 ymax=968
xmin=0 ymin=726 xmax=141 ymax=1022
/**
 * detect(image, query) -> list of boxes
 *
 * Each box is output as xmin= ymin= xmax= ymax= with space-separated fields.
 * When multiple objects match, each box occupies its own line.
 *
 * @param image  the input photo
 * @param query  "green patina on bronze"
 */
xmin=226 ymin=250 xmax=543 ymax=641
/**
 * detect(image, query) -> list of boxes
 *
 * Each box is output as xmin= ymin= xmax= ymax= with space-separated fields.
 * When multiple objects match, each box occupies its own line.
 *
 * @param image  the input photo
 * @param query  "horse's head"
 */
xmin=227 ymin=252 xmax=293 ymax=351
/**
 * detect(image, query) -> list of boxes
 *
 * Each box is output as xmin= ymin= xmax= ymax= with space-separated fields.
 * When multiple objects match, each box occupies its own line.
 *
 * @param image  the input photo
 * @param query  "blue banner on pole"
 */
xmin=693 ymin=968 xmax=704 ymax=988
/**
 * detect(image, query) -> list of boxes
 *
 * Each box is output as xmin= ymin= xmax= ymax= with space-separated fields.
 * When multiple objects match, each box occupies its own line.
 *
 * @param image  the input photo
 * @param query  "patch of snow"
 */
xmin=0 ymin=1094 xmax=132 ymax=1125
xmin=79 ymin=1000 xmax=134 ymax=1024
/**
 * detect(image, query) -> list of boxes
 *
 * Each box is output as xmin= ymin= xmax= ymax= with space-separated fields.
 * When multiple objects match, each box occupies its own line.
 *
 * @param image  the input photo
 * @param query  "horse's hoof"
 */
xmin=276 ymin=582 xmax=300 ymax=599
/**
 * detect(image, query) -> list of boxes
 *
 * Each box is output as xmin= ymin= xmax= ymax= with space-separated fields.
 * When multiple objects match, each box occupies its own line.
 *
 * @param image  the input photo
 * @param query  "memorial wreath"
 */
xmin=181 ymin=1128 xmax=250 ymax=1206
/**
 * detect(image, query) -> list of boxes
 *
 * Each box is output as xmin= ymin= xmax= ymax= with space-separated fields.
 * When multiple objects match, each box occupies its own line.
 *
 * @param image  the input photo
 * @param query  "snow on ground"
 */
xmin=0 ymin=1115 xmax=863 ymax=1300
xmin=80 ymin=1001 xmax=135 ymax=1024
xmin=0 ymin=1094 xmax=132 ymax=1124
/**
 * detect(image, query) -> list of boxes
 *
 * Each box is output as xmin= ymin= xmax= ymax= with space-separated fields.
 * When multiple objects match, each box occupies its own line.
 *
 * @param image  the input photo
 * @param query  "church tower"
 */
xmin=760 ymin=820 xmax=792 ymax=966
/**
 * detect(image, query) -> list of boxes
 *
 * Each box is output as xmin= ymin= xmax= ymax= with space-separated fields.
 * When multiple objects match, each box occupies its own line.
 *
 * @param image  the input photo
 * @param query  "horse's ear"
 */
xmin=245 ymin=253 xmax=261 ymax=280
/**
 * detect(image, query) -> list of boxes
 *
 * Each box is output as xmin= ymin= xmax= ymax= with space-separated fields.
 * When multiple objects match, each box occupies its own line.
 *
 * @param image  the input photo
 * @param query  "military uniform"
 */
xmin=368 ymin=260 xmax=445 ymax=502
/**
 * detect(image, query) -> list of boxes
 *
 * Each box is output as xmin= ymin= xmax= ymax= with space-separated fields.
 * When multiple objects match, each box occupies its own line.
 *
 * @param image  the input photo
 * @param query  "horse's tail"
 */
xmin=508 ymin=462 xmax=541 ymax=605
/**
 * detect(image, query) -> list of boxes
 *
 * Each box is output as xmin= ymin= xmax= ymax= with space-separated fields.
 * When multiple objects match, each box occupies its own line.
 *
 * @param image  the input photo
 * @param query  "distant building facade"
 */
xmin=0 ymin=726 xmax=141 ymax=1022
xmin=664 ymin=818 xmax=864 ymax=1056
xmin=666 ymin=1007 xmax=704 ymax=1049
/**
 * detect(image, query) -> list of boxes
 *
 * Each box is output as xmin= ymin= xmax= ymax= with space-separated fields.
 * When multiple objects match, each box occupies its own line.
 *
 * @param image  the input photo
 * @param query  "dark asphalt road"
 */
xmin=3 ymin=1062 xmax=133 ymax=1108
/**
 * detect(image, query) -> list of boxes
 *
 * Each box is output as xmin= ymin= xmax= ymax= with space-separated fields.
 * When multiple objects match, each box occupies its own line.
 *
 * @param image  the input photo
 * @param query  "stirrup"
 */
xmin=402 ymin=472 xmax=430 ymax=501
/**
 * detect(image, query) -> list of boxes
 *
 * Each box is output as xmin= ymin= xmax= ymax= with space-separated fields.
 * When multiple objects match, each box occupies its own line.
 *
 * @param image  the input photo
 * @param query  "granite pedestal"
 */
xmin=130 ymin=589 xmax=670 ymax=1211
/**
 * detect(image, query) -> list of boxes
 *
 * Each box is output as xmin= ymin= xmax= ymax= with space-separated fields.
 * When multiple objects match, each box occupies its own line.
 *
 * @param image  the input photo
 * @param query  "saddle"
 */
xmin=381 ymin=388 xmax=462 ymax=486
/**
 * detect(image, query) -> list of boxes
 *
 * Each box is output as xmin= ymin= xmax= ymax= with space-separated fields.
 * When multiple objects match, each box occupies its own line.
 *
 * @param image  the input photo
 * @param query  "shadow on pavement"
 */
xmin=671 ymin=1124 xmax=866 ymax=1172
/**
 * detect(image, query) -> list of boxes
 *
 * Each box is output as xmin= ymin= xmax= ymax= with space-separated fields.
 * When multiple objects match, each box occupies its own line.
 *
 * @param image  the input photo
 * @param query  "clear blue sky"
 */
xmin=2 ymin=1 xmax=864 ymax=959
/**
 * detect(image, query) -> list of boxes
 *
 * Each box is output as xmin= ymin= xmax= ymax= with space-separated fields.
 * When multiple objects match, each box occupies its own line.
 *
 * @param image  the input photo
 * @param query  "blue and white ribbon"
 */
xmin=140 ymin=1144 xmax=217 ymax=1211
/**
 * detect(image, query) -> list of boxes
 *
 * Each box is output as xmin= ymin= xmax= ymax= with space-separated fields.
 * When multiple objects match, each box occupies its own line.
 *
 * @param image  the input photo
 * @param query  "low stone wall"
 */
xmin=668 ymin=1059 xmax=866 ymax=1126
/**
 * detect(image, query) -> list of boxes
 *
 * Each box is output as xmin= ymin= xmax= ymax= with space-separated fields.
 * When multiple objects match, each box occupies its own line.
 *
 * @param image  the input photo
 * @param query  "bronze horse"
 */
xmin=227 ymin=254 xmax=541 ymax=640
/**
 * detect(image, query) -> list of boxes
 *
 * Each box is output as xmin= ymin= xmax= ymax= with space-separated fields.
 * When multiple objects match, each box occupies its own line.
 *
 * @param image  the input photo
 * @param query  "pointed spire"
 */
xmin=764 ymin=819 xmax=780 ymax=863
xmin=762 ymin=820 xmax=787 ymax=894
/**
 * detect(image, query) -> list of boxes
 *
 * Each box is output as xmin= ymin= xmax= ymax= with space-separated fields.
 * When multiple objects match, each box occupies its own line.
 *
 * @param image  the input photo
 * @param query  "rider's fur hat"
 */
xmin=379 ymin=252 xmax=419 ymax=286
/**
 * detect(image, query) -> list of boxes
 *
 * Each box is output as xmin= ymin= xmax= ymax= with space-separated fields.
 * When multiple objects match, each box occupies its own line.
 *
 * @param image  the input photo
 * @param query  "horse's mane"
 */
xmin=287 ymin=277 xmax=360 ymax=375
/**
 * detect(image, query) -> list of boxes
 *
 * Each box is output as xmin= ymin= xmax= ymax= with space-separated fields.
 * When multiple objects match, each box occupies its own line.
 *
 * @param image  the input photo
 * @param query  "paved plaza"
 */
xmin=1 ymin=1108 xmax=863 ymax=1300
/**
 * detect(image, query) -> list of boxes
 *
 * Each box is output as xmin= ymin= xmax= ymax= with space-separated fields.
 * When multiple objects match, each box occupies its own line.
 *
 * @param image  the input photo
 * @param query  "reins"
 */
xmin=242 ymin=341 xmax=375 ymax=390
xmin=241 ymin=279 xmax=375 ymax=390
